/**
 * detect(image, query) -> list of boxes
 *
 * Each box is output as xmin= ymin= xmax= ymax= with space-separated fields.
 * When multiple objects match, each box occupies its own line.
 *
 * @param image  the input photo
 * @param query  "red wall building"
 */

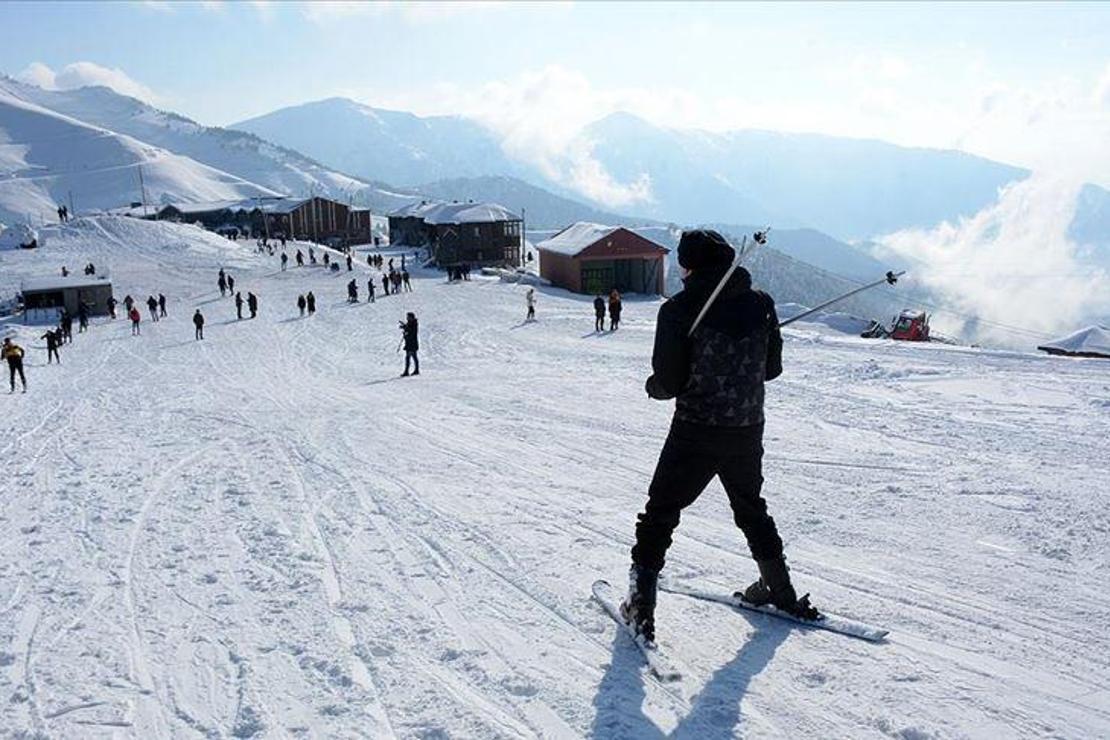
xmin=537 ymin=223 xmax=669 ymax=295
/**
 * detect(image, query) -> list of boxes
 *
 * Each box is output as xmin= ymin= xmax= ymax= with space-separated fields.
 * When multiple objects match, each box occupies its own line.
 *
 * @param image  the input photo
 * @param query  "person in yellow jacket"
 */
xmin=2 ymin=337 xmax=27 ymax=393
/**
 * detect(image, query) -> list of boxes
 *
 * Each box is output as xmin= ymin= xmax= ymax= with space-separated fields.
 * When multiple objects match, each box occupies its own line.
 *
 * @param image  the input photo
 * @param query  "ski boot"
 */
xmin=620 ymin=564 xmax=658 ymax=644
xmin=739 ymin=558 xmax=821 ymax=621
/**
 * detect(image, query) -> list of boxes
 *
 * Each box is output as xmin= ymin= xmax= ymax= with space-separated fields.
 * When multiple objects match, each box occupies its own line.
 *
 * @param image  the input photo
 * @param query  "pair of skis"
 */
xmin=591 ymin=579 xmax=888 ymax=682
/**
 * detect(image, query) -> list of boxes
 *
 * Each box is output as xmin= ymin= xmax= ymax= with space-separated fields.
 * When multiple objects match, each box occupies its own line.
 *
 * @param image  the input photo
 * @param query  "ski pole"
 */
xmin=778 ymin=271 xmax=904 ymax=329
xmin=687 ymin=229 xmax=768 ymax=337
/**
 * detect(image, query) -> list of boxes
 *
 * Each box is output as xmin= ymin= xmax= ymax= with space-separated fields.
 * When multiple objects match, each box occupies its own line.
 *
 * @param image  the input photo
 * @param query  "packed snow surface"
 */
xmin=1 ymin=217 xmax=1108 ymax=738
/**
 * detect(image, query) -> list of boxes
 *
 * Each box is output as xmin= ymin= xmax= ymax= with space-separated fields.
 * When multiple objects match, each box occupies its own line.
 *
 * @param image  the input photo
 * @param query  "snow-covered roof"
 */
xmin=535 ymin=222 xmax=619 ymax=257
xmin=388 ymin=200 xmax=521 ymax=224
xmin=21 ymin=274 xmax=112 ymax=292
xmin=158 ymin=197 xmax=305 ymax=216
xmin=1037 ymin=325 xmax=1110 ymax=358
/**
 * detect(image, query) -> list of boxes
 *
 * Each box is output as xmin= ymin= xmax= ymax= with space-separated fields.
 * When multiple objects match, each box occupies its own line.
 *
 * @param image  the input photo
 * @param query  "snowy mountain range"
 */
xmin=0 ymin=81 xmax=275 ymax=224
xmin=232 ymin=98 xmax=1110 ymax=252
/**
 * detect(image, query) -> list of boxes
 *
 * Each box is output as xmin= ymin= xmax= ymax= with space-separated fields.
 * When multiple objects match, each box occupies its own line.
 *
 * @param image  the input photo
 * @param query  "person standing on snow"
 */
xmin=146 ymin=295 xmax=159 ymax=322
xmin=281 ymin=252 xmax=289 ymax=271
xmin=107 ymin=296 xmax=118 ymax=319
xmin=158 ymin=293 xmax=167 ymax=318
xmin=297 ymin=294 xmax=306 ymax=317
xmin=2 ymin=338 xmax=26 ymax=393
xmin=123 ymin=295 xmax=134 ymax=315
xmin=525 ymin=288 xmax=536 ymax=322
xmin=367 ymin=278 xmax=376 ymax=304
xmin=77 ymin=304 xmax=89 ymax=333
xmin=193 ymin=309 xmax=205 ymax=340
xmin=227 ymin=275 xmax=235 ymax=295
xmin=235 ymin=292 xmax=244 ymax=320
xmin=594 ymin=294 xmax=606 ymax=332
xmin=620 ymin=229 xmax=815 ymax=645
xmin=381 ymin=273 xmax=390 ymax=297
xmin=41 ymin=329 xmax=61 ymax=364
xmin=218 ymin=271 xmax=227 ymax=297
xmin=247 ymin=292 xmax=258 ymax=319
xmin=296 ymin=250 xmax=304 ymax=268
xmin=60 ymin=311 xmax=73 ymax=343
xmin=347 ymin=279 xmax=358 ymax=303
xmin=306 ymin=291 xmax=316 ymax=315
xmin=400 ymin=312 xmax=419 ymax=377
xmin=402 ymin=269 xmax=412 ymax=292
xmin=608 ymin=289 xmax=623 ymax=331
xmin=346 ymin=253 xmax=353 ymax=271
xmin=129 ymin=306 xmax=142 ymax=335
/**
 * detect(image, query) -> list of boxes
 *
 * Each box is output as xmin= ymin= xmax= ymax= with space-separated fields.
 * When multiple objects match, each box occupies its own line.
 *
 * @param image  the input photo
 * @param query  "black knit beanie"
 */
xmin=677 ymin=230 xmax=734 ymax=271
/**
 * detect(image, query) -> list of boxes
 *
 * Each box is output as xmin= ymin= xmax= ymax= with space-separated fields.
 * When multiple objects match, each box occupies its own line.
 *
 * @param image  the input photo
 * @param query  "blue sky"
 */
xmin=2 ymin=1 xmax=1109 ymax=184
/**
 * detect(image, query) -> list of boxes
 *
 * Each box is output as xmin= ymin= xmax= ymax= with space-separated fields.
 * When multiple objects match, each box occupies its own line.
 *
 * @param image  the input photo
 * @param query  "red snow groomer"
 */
xmin=890 ymin=310 xmax=930 ymax=341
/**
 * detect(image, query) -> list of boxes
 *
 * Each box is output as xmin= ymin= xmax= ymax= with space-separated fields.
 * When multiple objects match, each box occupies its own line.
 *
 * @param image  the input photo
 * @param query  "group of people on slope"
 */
xmin=594 ymin=289 xmax=623 ymax=332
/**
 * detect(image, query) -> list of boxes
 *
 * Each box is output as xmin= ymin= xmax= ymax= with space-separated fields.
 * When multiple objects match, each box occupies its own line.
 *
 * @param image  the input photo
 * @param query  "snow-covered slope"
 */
xmin=0 ymin=86 xmax=276 ymax=224
xmin=0 ymin=77 xmax=369 ymax=202
xmin=1 ymin=217 xmax=1108 ymax=737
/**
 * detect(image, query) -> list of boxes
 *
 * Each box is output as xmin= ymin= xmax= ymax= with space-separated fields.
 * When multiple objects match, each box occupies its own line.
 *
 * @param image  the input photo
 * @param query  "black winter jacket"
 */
xmin=645 ymin=267 xmax=782 ymax=428
xmin=402 ymin=318 xmax=419 ymax=351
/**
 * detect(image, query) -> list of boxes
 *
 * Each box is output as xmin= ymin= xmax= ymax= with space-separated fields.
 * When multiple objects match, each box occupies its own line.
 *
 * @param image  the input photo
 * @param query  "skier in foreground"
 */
xmin=3 ymin=337 xmax=26 ymax=393
xmin=620 ymin=229 xmax=816 ymax=644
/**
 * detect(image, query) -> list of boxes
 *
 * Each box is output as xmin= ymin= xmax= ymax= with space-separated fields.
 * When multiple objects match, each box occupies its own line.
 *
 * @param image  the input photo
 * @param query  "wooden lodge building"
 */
xmin=388 ymin=201 xmax=523 ymax=268
xmin=536 ymin=222 xmax=669 ymax=295
xmin=151 ymin=197 xmax=373 ymax=246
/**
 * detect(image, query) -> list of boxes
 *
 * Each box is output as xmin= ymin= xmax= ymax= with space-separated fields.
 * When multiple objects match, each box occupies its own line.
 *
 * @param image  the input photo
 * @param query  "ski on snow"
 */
xmin=661 ymin=583 xmax=889 ymax=643
xmin=591 ymin=579 xmax=683 ymax=682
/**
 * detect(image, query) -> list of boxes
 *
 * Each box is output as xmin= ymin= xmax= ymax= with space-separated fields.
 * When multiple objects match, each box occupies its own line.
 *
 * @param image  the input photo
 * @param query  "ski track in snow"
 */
xmin=1 ymin=216 xmax=1108 ymax=738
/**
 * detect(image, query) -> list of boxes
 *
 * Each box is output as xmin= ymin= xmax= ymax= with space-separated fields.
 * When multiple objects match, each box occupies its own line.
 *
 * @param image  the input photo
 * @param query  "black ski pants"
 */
xmin=8 ymin=359 xmax=25 ymax=391
xmin=595 ymin=314 xmax=604 ymax=332
xmin=47 ymin=347 xmax=59 ymax=364
xmin=404 ymin=350 xmax=419 ymax=375
xmin=632 ymin=420 xmax=784 ymax=572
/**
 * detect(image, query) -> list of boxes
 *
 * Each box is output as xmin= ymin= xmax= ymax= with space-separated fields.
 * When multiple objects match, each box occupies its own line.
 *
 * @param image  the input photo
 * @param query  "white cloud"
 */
xmin=15 ymin=62 xmax=162 ymax=106
xmin=877 ymin=175 xmax=1110 ymax=346
xmin=301 ymin=1 xmax=506 ymax=24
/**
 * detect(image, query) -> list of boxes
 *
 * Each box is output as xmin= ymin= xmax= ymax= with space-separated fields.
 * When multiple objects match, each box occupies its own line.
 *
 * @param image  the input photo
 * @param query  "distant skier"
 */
xmin=594 ymin=294 xmax=606 ymax=332
xmin=129 ymin=306 xmax=142 ymax=335
xmin=235 ymin=292 xmax=244 ymax=320
xmin=281 ymin=252 xmax=289 ymax=271
xmin=347 ymin=279 xmax=358 ymax=303
xmin=40 ymin=328 xmax=61 ymax=364
xmin=193 ymin=309 xmax=205 ymax=340
xmin=158 ymin=293 xmax=167 ymax=317
xmin=218 ymin=272 xmax=227 ymax=297
xmin=247 ymin=292 xmax=258 ymax=319
xmin=147 ymin=295 xmax=159 ymax=322
xmin=620 ymin=230 xmax=814 ymax=646
xmin=2 ymin=338 xmax=26 ymax=393
xmin=306 ymin=291 xmax=316 ymax=315
xmin=296 ymin=250 xmax=305 ymax=267
xmin=608 ymin=289 xmax=623 ymax=331
xmin=107 ymin=296 xmax=118 ymax=319
xmin=525 ymin=288 xmax=536 ymax=322
xmin=60 ymin=311 xmax=73 ymax=343
xmin=297 ymin=294 xmax=306 ymax=316
xmin=367 ymin=279 xmax=376 ymax=303
xmin=400 ymin=312 xmax=419 ymax=377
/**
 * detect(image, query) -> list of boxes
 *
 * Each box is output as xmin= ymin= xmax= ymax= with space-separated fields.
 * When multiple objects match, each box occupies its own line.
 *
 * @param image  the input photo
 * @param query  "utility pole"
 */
xmin=520 ymin=207 xmax=526 ymax=268
xmin=137 ymin=165 xmax=150 ymax=218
